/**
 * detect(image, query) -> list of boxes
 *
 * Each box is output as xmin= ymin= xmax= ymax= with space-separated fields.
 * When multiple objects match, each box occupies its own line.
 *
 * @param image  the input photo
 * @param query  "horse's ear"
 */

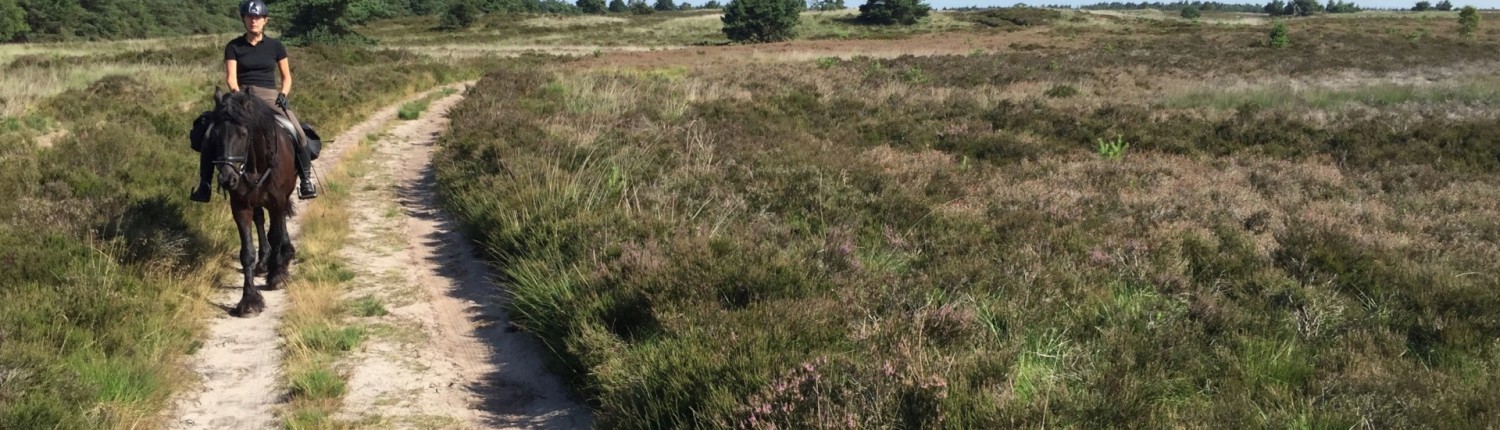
xmin=214 ymin=87 xmax=224 ymax=106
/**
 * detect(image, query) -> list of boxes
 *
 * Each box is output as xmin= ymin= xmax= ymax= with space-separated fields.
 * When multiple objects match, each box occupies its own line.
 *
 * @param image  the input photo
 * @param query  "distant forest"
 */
xmin=0 ymin=0 xmax=615 ymax=43
xmin=0 ymin=0 xmax=244 ymax=42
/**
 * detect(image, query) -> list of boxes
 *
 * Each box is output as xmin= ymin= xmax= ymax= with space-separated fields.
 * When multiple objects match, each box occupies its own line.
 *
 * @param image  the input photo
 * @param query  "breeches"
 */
xmin=244 ymin=85 xmax=309 ymax=146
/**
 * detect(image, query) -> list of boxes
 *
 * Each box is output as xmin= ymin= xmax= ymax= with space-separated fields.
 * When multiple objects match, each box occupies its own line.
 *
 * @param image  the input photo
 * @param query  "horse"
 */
xmin=206 ymin=88 xmax=299 ymax=317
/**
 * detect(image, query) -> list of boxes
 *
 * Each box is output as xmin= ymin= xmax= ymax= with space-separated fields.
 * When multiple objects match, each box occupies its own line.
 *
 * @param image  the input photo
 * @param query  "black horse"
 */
xmin=206 ymin=89 xmax=299 ymax=317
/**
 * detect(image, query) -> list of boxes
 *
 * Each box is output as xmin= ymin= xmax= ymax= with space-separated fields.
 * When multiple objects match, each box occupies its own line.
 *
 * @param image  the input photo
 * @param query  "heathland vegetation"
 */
xmin=5 ymin=3 xmax=1500 ymax=429
xmin=432 ymin=8 xmax=1500 ymax=429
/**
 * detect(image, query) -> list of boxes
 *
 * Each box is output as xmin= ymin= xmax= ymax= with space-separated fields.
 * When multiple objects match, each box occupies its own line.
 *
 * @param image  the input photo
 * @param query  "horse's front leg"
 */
xmin=265 ymin=208 xmax=293 ymax=290
xmin=253 ymin=207 xmax=269 ymax=276
xmin=232 ymin=205 xmax=265 ymax=317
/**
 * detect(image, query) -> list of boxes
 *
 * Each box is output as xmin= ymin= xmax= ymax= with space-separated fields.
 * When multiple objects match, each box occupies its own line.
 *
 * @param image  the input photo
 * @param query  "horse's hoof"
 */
xmin=234 ymin=301 xmax=265 ymax=318
xmin=254 ymin=263 xmax=269 ymax=276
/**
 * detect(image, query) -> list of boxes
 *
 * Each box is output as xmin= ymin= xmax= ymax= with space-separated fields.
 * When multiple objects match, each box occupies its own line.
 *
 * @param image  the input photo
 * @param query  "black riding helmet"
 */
xmin=239 ymin=0 xmax=268 ymax=16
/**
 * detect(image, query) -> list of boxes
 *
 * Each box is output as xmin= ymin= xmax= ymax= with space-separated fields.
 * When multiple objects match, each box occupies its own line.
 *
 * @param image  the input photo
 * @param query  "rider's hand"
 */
xmin=276 ymin=93 xmax=289 ymax=110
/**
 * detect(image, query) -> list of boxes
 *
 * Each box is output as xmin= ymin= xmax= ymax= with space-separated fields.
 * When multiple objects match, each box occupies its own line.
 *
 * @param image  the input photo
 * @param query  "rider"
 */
xmin=191 ymin=0 xmax=316 ymax=202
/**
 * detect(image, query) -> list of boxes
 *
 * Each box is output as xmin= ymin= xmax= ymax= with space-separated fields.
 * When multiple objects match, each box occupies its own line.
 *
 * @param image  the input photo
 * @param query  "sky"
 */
xmin=922 ymin=0 xmax=1500 ymax=8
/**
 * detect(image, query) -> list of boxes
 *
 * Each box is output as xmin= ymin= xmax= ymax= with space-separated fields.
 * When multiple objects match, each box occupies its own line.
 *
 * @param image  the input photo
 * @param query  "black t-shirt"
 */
xmin=223 ymin=35 xmax=287 ymax=90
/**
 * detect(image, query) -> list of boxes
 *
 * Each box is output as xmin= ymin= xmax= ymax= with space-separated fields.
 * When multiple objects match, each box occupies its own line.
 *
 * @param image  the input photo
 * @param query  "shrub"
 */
xmin=703 ymin=0 xmax=722 ymax=8
xmin=278 ymin=0 xmax=395 ymax=46
xmin=1435 ymin=0 xmax=1452 ymax=10
xmin=609 ymin=0 xmax=627 ymax=12
xmin=857 ymin=0 xmax=931 ymax=25
xmin=440 ymin=0 xmax=480 ymax=29
xmin=1412 ymin=1 xmax=1431 ymax=11
xmin=1269 ymin=20 xmax=1289 ymax=48
xmin=579 ymin=0 xmax=607 ymax=13
xmin=630 ymin=0 xmax=654 ymax=14
xmin=1044 ymin=84 xmax=1079 ymax=98
xmin=0 ymin=0 xmax=26 ymax=42
xmin=811 ymin=0 xmax=845 ymax=10
xmin=654 ymin=0 xmax=676 ymax=10
xmin=721 ymin=0 xmax=803 ymax=42
xmin=1181 ymin=5 xmax=1201 ymax=19
xmin=1459 ymin=5 xmax=1480 ymax=38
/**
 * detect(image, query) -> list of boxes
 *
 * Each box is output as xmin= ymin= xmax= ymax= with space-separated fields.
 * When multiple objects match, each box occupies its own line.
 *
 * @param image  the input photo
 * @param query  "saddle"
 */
xmin=190 ymin=110 xmax=322 ymax=160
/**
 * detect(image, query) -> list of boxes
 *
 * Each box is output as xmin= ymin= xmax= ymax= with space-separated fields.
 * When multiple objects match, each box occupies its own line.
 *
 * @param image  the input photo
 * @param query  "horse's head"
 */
xmin=210 ymin=89 xmax=264 ymax=190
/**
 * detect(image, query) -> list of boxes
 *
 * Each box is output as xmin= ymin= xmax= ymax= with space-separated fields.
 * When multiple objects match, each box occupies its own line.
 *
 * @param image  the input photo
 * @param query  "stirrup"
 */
xmin=298 ymin=180 xmax=317 ymax=200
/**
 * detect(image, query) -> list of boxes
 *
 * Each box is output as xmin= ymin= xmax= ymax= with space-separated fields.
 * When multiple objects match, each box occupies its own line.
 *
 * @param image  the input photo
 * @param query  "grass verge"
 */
xmin=278 ymin=130 xmax=381 ymax=430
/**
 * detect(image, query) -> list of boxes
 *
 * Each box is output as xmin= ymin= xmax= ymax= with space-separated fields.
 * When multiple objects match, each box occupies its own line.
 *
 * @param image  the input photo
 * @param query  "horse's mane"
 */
xmin=221 ymin=91 xmax=281 ymax=136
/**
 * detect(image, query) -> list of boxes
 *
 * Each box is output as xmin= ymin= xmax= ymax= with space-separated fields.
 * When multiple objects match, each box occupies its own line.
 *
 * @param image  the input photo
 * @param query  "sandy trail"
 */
xmin=167 ymin=85 xmax=582 ymax=430
xmin=334 ymin=86 xmax=591 ymax=429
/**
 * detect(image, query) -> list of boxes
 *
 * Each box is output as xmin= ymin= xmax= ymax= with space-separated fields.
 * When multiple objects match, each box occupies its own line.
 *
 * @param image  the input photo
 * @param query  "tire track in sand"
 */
xmin=334 ymin=86 xmax=592 ymax=428
xmin=168 ymin=86 xmax=478 ymax=429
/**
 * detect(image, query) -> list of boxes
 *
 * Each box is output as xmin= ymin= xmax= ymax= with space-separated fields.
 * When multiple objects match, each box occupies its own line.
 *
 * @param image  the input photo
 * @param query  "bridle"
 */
xmin=210 ymin=109 xmax=277 ymax=190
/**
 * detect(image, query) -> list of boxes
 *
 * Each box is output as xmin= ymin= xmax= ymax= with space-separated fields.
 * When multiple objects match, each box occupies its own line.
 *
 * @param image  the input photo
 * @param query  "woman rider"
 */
xmin=191 ymin=0 xmax=316 ymax=202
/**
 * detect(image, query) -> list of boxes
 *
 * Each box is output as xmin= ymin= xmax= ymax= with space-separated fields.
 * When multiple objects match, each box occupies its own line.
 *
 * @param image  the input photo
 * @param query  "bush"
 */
xmin=811 ymin=0 xmax=845 ymax=10
xmin=703 ymin=0 xmax=722 ymax=8
xmin=1412 ymin=1 xmax=1431 ymax=11
xmin=1459 ymin=5 xmax=1480 ymax=38
xmin=1269 ymin=20 xmax=1289 ymax=48
xmin=1435 ymin=0 xmax=1452 ymax=10
xmin=630 ymin=0 xmax=654 ymax=14
xmin=654 ymin=0 xmax=676 ymax=10
xmin=609 ymin=0 xmax=627 ymax=12
xmin=578 ymin=0 xmax=607 ymax=13
xmin=857 ymin=0 xmax=931 ymax=25
xmin=278 ymin=0 xmax=395 ymax=45
xmin=0 ymin=0 xmax=26 ymax=42
xmin=440 ymin=0 xmax=480 ymax=29
xmin=1181 ymin=5 xmax=1201 ymax=19
xmin=721 ymin=0 xmax=803 ymax=42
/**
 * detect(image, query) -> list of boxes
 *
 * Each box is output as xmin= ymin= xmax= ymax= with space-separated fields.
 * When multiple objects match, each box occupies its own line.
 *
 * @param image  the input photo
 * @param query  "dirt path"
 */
xmin=335 ymin=86 xmax=590 ymax=429
xmin=166 ymin=84 xmax=585 ymax=429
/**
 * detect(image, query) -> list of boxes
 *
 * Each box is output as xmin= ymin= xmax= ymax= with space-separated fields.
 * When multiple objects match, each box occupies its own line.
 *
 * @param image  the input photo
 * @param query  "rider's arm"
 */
xmin=277 ymin=58 xmax=292 ymax=96
xmin=225 ymin=59 xmax=239 ymax=92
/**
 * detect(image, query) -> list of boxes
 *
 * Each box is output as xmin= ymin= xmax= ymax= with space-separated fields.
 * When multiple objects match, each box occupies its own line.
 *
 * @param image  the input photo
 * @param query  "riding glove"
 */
xmin=276 ymin=93 xmax=289 ymax=110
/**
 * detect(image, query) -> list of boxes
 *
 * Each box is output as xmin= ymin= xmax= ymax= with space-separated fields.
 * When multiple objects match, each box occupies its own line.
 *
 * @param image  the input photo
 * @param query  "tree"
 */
xmin=810 ymin=0 xmax=844 ymax=10
xmin=857 ymin=0 xmax=930 ymax=25
xmin=578 ymin=0 xmax=607 ymax=13
xmin=721 ymin=0 xmax=801 ymax=42
xmin=1412 ymin=1 xmax=1430 ymax=11
xmin=1459 ymin=5 xmax=1480 ymax=38
xmin=1435 ymin=0 xmax=1451 ymax=10
xmin=1325 ymin=0 xmax=1359 ymax=13
xmin=440 ymin=0 xmax=479 ymax=28
xmin=0 ymin=0 xmax=27 ymax=42
xmin=630 ymin=0 xmax=654 ymax=13
xmin=1268 ymin=19 xmax=1288 ymax=47
xmin=609 ymin=0 xmax=627 ymax=12
xmin=680 ymin=1 xmax=693 ymax=9
xmin=276 ymin=0 xmax=396 ymax=45
xmin=702 ymin=0 xmax=721 ymax=7
xmin=654 ymin=0 xmax=676 ymax=10
xmin=1263 ymin=0 xmax=1286 ymax=15
xmin=1180 ymin=5 xmax=1200 ymax=18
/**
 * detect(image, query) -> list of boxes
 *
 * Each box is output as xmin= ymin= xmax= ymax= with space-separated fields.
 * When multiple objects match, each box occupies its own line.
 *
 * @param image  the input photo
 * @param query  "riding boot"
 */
xmin=190 ymin=149 xmax=213 ymax=203
xmin=294 ymin=138 xmax=317 ymax=200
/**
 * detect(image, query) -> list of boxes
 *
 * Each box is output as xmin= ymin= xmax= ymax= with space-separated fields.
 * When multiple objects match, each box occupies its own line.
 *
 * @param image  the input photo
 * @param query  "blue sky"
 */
xmin=919 ymin=0 xmax=1500 ymax=9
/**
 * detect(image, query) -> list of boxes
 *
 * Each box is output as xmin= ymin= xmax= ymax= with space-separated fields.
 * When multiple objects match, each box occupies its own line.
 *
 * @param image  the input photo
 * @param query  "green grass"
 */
xmin=351 ymin=295 xmax=390 ymax=317
xmin=397 ymin=87 xmax=459 ymax=120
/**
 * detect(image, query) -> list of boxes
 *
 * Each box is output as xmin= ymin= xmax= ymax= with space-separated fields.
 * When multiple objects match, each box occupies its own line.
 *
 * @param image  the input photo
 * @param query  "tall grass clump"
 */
xmin=0 ymin=41 xmax=483 ymax=429
xmin=438 ymin=40 xmax=1500 ymax=426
